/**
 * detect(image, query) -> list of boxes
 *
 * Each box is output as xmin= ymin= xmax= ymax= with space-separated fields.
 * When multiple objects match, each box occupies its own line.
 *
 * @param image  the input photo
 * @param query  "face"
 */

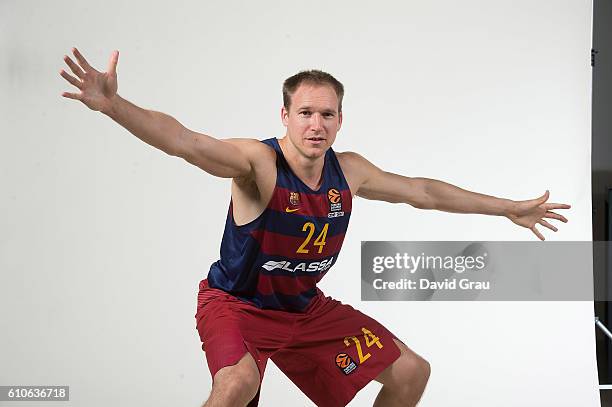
xmin=281 ymin=83 xmax=343 ymax=159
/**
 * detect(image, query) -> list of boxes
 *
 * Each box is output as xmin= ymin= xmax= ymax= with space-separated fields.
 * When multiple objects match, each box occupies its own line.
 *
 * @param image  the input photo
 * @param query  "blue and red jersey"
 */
xmin=206 ymin=137 xmax=352 ymax=312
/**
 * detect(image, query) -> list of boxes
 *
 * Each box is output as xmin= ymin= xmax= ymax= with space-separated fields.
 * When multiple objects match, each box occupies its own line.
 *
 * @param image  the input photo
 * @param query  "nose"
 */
xmin=310 ymin=113 xmax=323 ymax=132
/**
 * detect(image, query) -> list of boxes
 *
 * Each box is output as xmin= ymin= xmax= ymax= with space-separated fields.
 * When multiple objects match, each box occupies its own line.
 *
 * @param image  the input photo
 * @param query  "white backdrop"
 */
xmin=0 ymin=0 xmax=598 ymax=406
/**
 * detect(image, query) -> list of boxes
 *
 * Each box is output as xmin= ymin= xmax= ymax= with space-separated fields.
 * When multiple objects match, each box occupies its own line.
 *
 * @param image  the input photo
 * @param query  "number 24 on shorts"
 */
xmin=344 ymin=327 xmax=384 ymax=364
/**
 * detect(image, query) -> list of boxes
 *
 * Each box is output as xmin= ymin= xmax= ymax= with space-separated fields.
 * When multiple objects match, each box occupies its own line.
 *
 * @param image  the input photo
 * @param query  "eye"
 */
xmin=323 ymin=113 xmax=334 ymax=118
xmin=300 ymin=111 xmax=312 ymax=116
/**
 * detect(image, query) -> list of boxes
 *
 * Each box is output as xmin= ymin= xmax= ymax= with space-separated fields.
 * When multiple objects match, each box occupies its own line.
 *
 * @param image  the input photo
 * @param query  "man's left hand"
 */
xmin=506 ymin=191 xmax=570 ymax=240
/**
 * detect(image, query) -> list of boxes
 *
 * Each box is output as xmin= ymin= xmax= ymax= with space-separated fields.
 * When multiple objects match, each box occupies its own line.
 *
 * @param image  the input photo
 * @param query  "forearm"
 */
xmin=102 ymin=95 xmax=183 ymax=156
xmin=423 ymin=179 xmax=514 ymax=216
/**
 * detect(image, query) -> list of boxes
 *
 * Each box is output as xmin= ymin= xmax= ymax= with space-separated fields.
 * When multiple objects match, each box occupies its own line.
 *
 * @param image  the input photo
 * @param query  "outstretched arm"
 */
xmin=339 ymin=152 xmax=570 ymax=240
xmin=59 ymin=47 xmax=254 ymax=179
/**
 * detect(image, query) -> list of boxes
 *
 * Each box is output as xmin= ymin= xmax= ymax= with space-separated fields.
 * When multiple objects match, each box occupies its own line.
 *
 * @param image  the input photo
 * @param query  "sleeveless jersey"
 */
xmin=206 ymin=137 xmax=352 ymax=312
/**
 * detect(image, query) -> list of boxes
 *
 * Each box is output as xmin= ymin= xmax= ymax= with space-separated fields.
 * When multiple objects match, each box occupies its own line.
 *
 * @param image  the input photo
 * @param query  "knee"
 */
xmin=391 ymin=354 xmax=430 ymax=404
xmin=419 ymin=357 xmax=431 ymax=383
xmin=386 ymin=341 xmax=430 ymax=393
xmin=210 ymin=355 xmax=260 ymax=404
xmin=216 ymin=372 xmax=259 ymax=399
xmin=391 ymin=339 xmax=429 ymax=380
xmin=401 ymin=353 xmax=430 ymax=385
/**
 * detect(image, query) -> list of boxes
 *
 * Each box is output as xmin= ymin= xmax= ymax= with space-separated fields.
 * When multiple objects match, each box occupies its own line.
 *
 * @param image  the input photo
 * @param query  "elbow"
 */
xmin=409 ymin=199 xmax=437 ymax=210
xmin=421 ymin=195 xmax=439 ymax=210
xmin=408 ymin=180 xmax=438 ymax=210
xmin=172 ymin=127 xmax=188 ymax=158
xmin=173 ymin=125 xmax=203 ymax=159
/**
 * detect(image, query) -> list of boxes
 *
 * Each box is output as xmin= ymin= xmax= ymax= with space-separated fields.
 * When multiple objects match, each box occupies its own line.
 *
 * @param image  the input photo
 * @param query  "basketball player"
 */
xmin=60 ymin=48 xmax=570 ymax=407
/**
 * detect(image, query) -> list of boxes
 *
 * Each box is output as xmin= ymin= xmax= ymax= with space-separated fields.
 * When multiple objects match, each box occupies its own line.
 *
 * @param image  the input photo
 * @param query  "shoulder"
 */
xmin=224 ymin=137 xmax=276 ymax=160
xmin=224 ymin=137 xmax=277 ymax=174
xmin=225 ymin=138 xmax=277 ymax=188
xmin=336 ymin=150 xmax=367 ymax=166
xmin=335 ymin=151 xmax=381 ymax=196
xmin=336 ymin=151 xmax=379 ymax=176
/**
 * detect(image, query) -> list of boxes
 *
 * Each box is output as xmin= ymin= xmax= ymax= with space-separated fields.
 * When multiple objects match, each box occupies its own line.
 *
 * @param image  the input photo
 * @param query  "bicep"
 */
xmin=177 ymin=128 xmax=253 ymax=178
xmin=353 ymin=155 xmax=431 ymax=208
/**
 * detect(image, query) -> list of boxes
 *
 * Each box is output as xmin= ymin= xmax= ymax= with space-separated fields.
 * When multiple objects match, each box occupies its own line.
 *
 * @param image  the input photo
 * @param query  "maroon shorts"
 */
xmin=194 ymin=279 xmax=402 ymax=407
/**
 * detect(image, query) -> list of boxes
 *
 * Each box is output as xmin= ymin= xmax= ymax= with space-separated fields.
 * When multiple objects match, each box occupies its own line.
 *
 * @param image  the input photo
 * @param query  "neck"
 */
xmin=278 ymin=136 xmax=326 ymax=190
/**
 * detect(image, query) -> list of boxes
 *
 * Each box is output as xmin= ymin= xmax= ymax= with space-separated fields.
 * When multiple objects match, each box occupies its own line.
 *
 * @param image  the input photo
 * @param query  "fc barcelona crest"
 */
xmin=289 ymin=192 xmax=300 ymax=206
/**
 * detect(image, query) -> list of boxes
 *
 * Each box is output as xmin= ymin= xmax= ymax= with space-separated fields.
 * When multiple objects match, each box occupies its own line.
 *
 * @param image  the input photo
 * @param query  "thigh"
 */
xmin=195 ymin=279 xmax=297 ymax=383
xmin=196 ymin=294 xmax=268 ymax=382
xmin=271 ymin=297 xmax=402 ymax=407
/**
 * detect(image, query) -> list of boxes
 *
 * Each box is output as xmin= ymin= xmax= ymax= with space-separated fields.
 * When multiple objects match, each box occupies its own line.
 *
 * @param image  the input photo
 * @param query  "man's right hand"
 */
xmin=60 ymin=47 xmax=119 ymax=113
xmin=58 ymin=47 xmax=276 ymax=214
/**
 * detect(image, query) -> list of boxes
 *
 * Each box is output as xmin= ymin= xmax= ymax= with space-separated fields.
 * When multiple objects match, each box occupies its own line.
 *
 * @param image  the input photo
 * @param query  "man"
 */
xmin=60 ymin=48 xmax=570 ymax=407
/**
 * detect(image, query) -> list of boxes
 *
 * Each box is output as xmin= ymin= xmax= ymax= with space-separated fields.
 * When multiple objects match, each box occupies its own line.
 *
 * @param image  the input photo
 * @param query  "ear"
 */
xmin=337 ymin=111 xmax=343 ymax=131
xmin=281 ymin=106 xmax=289 ymax=127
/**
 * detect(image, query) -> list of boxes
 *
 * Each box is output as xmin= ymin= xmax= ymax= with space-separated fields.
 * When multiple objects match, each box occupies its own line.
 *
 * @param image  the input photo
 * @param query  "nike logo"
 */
xmin=285 ymin=207 xmax=300 ymax=213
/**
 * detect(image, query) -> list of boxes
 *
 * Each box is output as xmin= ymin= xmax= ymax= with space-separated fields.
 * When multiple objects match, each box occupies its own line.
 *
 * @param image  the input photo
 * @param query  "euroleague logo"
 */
xmin=335 ymin=352 xmax=357 ymax=375
xmin=327 ymin=188 xmax=344 ymax=218
xmin=327 ymin=188 xmax=341 ymax=204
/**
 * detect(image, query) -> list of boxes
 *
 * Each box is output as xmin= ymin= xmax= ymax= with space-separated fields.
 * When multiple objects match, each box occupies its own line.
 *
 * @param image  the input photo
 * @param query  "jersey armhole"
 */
xmin=229 ymin=141 xmax=279 ymax=229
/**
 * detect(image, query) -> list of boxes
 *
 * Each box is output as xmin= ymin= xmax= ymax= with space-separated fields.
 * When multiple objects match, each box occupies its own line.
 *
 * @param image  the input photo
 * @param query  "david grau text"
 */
xmin=372 ymin=278 xmax=490 ymax=291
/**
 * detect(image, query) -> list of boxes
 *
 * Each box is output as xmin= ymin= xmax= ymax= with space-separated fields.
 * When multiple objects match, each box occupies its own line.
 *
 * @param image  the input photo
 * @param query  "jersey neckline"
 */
xmin=269 ymin=137 xmax=330 ymax=194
